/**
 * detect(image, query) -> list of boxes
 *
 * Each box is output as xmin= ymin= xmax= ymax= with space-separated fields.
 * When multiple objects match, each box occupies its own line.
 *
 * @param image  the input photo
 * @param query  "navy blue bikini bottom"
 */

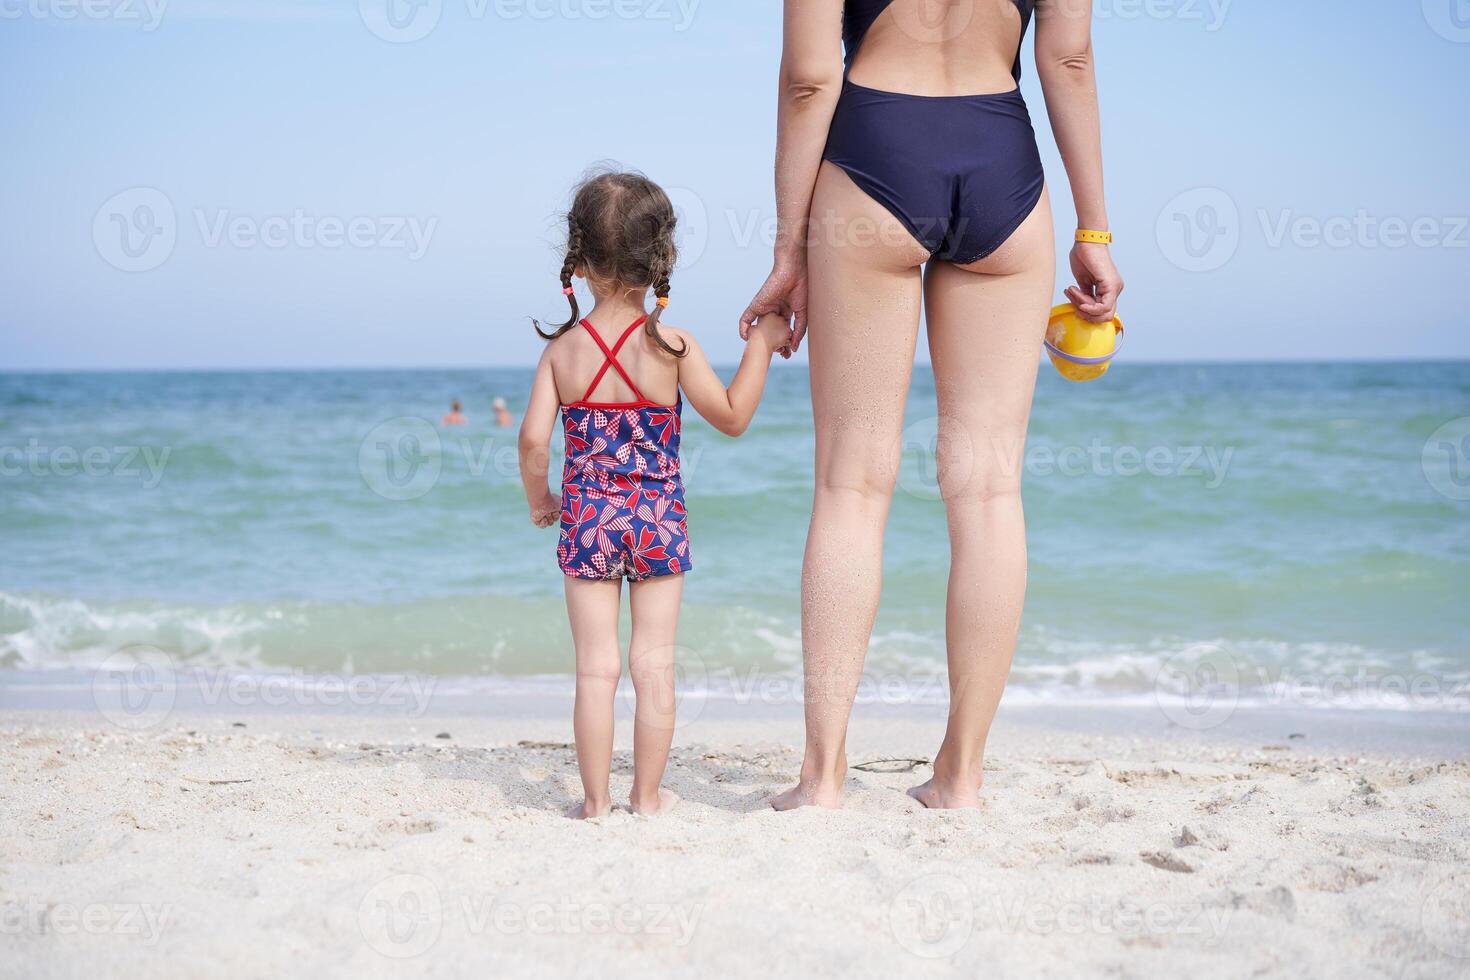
xmin=823 ymin=79 xmax=1045 ymax=265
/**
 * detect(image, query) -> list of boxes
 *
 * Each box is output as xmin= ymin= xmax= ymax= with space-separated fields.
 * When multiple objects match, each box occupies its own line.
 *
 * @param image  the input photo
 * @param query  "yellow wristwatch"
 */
xmin=1075 ymin=229 xmax=1113 ymax=245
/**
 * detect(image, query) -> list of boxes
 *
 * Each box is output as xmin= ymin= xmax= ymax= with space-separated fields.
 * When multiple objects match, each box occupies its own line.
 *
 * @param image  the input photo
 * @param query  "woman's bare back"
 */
xmin=846 ymin=0 xmax=1033 ymax=96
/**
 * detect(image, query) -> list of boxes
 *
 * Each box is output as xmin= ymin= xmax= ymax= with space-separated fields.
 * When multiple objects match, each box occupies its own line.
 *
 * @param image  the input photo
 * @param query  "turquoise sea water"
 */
xmin=2 ymin=362 xmax=1467 ymax=709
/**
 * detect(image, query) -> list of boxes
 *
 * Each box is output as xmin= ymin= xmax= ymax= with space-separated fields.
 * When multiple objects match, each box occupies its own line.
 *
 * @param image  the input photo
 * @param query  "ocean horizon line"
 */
xmin=4 ymin=356 xmax=1468 ymax=376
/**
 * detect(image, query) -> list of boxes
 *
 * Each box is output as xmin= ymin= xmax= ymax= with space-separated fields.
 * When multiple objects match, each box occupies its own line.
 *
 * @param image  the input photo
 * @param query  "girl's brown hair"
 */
xmin=534 ymin=169 xmax=687 ymax=357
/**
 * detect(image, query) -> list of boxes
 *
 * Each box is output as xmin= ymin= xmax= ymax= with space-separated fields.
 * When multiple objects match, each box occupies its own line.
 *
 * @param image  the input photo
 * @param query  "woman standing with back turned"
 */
xmin=740 ymin=0 xmax=1125 ymax=809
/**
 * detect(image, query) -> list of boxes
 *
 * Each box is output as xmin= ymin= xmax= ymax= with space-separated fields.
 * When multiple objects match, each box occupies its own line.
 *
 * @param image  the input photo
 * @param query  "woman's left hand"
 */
xmin=1065 ymin=242 xmax=1124 ymax=323
xmin=739 ymin=259 xmax=809 ymax=357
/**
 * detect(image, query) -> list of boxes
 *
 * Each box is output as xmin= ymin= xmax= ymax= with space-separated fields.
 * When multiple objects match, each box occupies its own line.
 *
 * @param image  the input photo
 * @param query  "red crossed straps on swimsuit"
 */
xmin=575 ymin=316 xmax=654 ymax=408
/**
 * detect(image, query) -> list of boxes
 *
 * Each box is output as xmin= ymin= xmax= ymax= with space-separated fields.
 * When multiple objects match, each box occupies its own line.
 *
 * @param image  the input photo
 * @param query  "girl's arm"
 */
xmin=738 ymin=0 xmax=846 ymax=353
xmin=676 ymin=316 xmax=792 ymax=437
xmin=517 ymin=350 xmax=562 ymax=527
xmin=1035 ymin=0 xmax=1124 ymax=323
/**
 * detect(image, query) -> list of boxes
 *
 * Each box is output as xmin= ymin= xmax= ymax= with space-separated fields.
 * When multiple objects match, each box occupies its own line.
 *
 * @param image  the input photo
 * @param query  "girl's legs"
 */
xmin=772 ymin=162 xmax=930 ymax=811
xmin=627 ymin=572 xmax=684 ymax=815
xmin=908 ymin=191 xmax=1055 ymax=809
xmin=564 ymin=576 xmax=622 ymax=819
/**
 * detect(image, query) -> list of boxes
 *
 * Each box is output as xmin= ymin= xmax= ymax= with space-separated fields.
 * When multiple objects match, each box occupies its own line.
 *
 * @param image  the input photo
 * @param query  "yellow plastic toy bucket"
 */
xmin=1044 ymin=303 xmax=1123 ymax=382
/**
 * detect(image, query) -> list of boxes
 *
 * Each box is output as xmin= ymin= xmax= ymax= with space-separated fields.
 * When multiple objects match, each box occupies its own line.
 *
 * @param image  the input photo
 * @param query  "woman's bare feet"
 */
xmin=564 ymin=798 xmax=612 ymax=820
xmin=770 ymin=779 xmax=843 ymax=811
xmin=772 ymin=755 xmax=848 ymax=810
xmin=906 ymin=777 xmax=983 ymax=810
xmin=630 ymin=787 xmax=680 ymax=816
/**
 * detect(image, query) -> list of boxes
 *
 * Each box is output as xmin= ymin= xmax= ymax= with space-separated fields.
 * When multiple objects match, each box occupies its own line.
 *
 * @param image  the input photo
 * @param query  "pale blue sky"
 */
xmin=2 ymin=0 xmax=1468 ymax=369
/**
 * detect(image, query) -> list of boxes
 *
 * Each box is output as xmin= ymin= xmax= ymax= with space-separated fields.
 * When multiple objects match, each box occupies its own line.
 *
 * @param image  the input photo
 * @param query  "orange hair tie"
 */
xmin=655 ymin=297 xmax=669 ymax=309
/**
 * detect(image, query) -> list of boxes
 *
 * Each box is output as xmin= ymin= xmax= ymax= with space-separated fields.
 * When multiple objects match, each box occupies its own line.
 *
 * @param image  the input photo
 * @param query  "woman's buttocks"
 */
xmin=847 ymin=0 xmax=1026 ymax=97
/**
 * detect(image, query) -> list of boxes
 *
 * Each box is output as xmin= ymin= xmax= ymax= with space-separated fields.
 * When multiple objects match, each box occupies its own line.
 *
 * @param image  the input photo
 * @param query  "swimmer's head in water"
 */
xmin=532 ymin=168 xmax=687 ymax=358
xmin=451 ymin=399 xmax=462 ymax=412
xmin=492 ymin=397 xmax=507 ymax=410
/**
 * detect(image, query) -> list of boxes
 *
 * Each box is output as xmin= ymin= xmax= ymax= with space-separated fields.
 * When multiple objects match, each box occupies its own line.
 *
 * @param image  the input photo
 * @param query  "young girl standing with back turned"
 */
xmin=518 ymin=171 xmax=792 ymax=819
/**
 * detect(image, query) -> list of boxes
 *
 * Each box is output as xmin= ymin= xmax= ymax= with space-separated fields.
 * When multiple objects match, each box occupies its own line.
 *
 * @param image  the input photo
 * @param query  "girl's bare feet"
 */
xmin=770 ymin=779 xmax=843 ymax=811
xmin=564 ymin=799 xmax=612 ymax=820
xmin=630 ymin=787 xmax=680 ymax=816
xmin=905 ymin=778 xmax=982 ymax=810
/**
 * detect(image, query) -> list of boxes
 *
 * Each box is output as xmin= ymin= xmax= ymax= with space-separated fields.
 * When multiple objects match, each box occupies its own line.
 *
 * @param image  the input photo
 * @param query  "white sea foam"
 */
xmin=0 ymin=592 xmax=266 ymax=671
xmin=3 ymin=592 xmax=1465 ymax=712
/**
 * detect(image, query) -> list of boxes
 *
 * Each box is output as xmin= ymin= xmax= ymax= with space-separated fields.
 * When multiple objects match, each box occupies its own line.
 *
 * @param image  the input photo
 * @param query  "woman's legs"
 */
xmin=627 ymin=572 xmax=684 ymax=815
xmin=773 ymin=162 xmax=930 ymax=811
xmin=908 ymin=191 xmax=1055 ymax=809
xmin=564 ymin=576 xmax=622 ymax=819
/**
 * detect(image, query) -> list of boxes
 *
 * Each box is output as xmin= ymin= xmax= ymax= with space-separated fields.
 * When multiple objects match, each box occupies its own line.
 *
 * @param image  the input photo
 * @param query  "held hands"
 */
xmin=1065 ymin=242 xmax=1124 ymax=323
xmin=739 ymin=258 xmax=808 ymax=357
xmin=749 ymin=313 xmax=795 ymax=355
xmin=529 ymin=493 xmax=559 ymax=529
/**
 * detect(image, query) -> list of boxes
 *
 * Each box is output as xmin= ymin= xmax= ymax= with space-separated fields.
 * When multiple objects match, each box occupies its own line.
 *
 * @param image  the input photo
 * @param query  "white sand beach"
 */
xmin=3 ymin=698 xmax=1468 ymax=979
